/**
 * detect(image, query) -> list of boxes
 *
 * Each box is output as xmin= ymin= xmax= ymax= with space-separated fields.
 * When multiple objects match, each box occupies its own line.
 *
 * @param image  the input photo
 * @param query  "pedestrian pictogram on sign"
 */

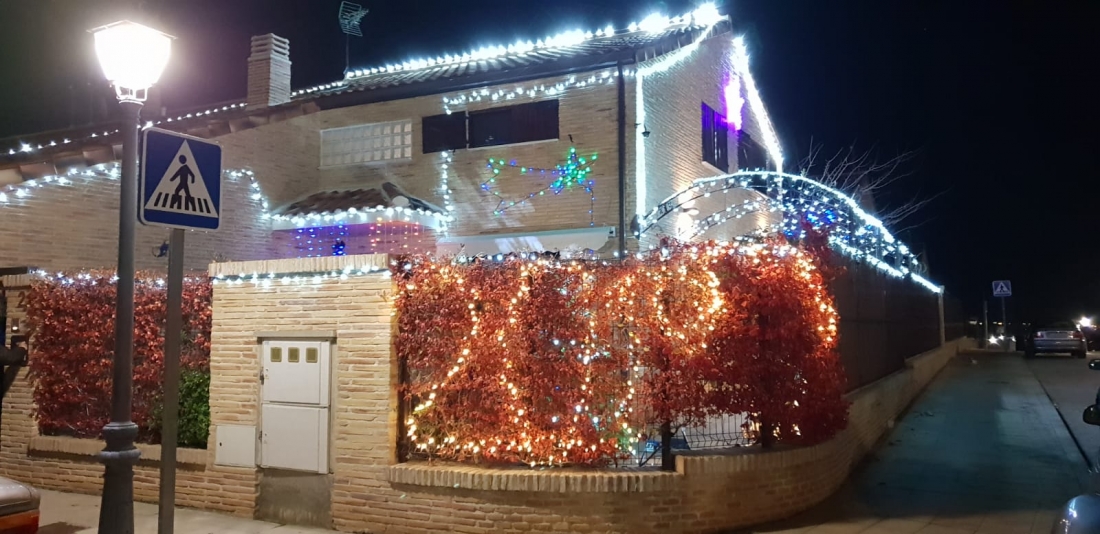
xmin=992 ymin=280 xmax=1012 ymax=297
xmin=140 ymin=128 xmax=222 ymax=230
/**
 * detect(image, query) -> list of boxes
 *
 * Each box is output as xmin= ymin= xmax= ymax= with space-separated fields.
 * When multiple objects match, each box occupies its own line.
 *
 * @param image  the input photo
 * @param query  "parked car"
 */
xmin=1052 ymin=359 xmax=1100 ymax=533
xmin=1023 ymin=321 xmax=1088 ymax=359
xmin=0 ymin=476 xmax=39 ymax=534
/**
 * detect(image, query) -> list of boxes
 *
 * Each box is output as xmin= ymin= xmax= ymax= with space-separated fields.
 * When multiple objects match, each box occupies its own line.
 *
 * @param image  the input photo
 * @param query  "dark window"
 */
xmin=737 ymin=130 xmax=768 ymax=171
xmin=469 ymin=100 xmax=559 ymax=148
xmin=422 ymin=113 xmax=466 ymax=153
xmin=701 ymin=103 xmax=729 ymax=172
xmin=469 ymin=108 xmax=513 ymax=148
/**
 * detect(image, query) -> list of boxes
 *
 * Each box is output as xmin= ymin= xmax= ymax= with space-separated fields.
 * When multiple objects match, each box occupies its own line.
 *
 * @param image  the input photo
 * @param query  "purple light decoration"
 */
xmin=724 ymin=76 xmax=745 ymax=131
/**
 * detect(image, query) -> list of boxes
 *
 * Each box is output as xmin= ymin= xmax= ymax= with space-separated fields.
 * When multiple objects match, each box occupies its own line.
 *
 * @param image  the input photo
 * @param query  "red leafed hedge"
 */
xmin=24 ymin=272 xmax=212 ymax=442
xmin=394 ymin=237 xmax=848 ymax=467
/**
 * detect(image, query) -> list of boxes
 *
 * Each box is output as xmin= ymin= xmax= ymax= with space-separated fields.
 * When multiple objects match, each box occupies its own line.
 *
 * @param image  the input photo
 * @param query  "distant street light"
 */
xmin=1079 ymin=317 xmax=1093 ymax=329
xmin=90 ymin=20 xmax=172 ymax=534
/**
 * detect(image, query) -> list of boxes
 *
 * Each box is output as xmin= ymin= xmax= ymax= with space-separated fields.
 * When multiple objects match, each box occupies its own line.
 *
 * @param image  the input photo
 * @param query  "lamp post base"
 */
xmin=98 ymin=421 xmax=141 ymax=533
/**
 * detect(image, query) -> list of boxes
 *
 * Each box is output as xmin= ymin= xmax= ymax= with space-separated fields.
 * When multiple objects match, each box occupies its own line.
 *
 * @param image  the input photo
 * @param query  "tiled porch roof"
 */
xmin=274 ymin=182 xmax=444 ymax=218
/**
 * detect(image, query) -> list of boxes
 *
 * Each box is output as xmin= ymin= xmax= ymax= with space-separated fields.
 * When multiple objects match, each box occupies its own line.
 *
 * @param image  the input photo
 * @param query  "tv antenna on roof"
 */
xmin=338 ymin=1 xmax=368 ymax=75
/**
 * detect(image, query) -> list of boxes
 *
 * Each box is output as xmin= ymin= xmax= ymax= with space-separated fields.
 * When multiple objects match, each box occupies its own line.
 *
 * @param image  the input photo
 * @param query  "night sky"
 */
xmin=0 ymin=0 xmax=1095 ymax=322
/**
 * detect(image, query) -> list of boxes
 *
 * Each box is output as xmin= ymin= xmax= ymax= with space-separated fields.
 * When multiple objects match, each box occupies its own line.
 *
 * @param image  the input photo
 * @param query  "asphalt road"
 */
xmin=1025 ymin=352 xmax=1100 ymax=470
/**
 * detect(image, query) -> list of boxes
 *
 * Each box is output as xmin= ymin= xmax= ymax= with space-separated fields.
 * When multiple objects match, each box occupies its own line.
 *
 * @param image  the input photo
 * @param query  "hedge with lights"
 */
xmin=23 ymin=272 xmax=212 ymax=446
xmin=394 ymin=235 xmax=848 ymax=467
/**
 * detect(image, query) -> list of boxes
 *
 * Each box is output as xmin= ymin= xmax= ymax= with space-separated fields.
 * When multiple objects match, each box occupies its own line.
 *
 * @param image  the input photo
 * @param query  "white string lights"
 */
xmin=3 ymin=103 xmax=248 ymax=159
xmin=638 ymin=171 xmax=943 ymax=294
xmin=212 ymin=263 xmax=392 ymax=288
xmin=291 ymin=3 xmax=721 ymax=98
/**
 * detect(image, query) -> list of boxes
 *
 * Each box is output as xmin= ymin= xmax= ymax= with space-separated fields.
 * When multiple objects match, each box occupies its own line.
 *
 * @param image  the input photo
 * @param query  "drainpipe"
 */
xmin=616 ymin=61 xmax=627 ymax=258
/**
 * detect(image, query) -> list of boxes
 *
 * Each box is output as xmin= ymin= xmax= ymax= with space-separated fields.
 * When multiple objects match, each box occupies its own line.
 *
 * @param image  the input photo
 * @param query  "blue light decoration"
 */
xmin=480 ymin=147 xmax=598 ymax=226
xmin=635 ymin=171 xmax=943 ymax=294
xmin=293 ymin=223 xmax=350 ymax=258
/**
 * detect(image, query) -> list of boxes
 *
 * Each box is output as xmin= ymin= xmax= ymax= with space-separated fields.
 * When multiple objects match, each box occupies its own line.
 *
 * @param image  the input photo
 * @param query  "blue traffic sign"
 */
xmin=140 ymin=128 xmax=222 ymax=230
xmin=992 ymin=280 xmax=1012 ymax=297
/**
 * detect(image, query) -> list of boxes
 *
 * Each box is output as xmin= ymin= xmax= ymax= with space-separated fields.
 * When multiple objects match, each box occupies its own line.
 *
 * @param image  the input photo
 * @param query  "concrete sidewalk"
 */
xmin=743 ymin=351 xmax=1087 ymax=534
xmin=36 ymin=489 xmax=329 ymax=534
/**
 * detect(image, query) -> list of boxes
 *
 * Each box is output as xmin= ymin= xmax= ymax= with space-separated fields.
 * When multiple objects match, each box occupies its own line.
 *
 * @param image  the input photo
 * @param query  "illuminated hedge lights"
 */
xmin=395 ymin=237 xmax=848 ymax=467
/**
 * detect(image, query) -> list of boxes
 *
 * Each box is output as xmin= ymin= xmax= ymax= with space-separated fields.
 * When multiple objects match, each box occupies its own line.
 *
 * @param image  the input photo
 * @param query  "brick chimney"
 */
xmin=247 ymin=34 xmax=291 ymax=109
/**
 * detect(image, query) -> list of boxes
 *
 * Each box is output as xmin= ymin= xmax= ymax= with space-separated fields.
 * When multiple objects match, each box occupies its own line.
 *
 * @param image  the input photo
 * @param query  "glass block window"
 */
xmin=320 ymin=120 xmax=413 ymax=167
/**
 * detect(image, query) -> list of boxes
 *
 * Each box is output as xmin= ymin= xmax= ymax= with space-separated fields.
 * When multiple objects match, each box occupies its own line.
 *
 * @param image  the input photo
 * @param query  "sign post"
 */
xmin=140 ymin=128 xmax=221 ymax=534
xmin=992 ymin=280 xmax=1012 ymax=344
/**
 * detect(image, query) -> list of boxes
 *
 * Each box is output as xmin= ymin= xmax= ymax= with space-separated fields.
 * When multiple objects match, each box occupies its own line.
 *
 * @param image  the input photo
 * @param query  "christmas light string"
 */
xmin=481 ymin=147 xmax=598 ymax=224
xmin=638 ymin=171 xmax=943 ymax=293
xmin=396 ymin=237 xmax=843 ymax=466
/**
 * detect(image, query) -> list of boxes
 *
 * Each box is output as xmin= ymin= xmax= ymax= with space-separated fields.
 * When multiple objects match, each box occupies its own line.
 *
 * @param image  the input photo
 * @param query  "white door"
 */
xmin=260 ymin=340 xmax=331 ymax=473
xmin=262 ymin=341 xmax=329 ymax=406
xmin=260 ymin=404 xmax=328 ymax=473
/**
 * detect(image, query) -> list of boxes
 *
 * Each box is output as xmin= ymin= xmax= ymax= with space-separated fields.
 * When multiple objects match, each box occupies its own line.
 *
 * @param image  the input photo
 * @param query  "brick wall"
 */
xmin=0 ymin=279 xmax=258 ymax=516
xmin=215 ymin=71 xmax=628 ymax=247
xmin=0 ymin=167 xmax=273 ymax=272
xmin=635 ymin=33 xmax=780 ymax=249
xmin=0 ymin=254 xmax=973 ymax=532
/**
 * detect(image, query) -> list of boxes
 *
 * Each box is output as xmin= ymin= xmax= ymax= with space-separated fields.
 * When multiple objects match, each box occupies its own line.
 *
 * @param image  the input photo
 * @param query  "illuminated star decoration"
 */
xmin=481 ymin=147 xmax=598 ymax=226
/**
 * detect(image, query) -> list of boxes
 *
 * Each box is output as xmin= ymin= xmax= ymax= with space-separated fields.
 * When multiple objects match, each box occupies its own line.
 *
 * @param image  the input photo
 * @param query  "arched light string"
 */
xmin=638 ymin=171 xmax=943 ymax=294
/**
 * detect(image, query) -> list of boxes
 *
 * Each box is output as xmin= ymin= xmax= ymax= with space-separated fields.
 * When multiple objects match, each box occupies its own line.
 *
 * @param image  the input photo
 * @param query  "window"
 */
xmin=737 ymin=130 xmax=768 ymax=171
xmin=423 ymin=100 xmax=559 ymax=153
xmin=469 ymin=100 xmax=559 ymax=148
xmin=422 ymin=113 xmax=467 ymax=153
xmin=701 ymin=103 xmax=729 ymax=172
xmin=320 ymin=120 xmax=413 ymax=167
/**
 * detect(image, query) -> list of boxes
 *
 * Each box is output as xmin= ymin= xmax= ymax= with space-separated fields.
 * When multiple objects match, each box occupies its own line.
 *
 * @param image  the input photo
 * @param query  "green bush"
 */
xmin=149 ymin=369 xmax=211 ymax=449
xmin=178 ymin=370 xmax=211 ymax=448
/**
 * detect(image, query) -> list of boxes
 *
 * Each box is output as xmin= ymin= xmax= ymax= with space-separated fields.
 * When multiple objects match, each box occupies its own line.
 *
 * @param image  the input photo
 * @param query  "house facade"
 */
xmin=0 ymin=5 xmax=783 ymax=273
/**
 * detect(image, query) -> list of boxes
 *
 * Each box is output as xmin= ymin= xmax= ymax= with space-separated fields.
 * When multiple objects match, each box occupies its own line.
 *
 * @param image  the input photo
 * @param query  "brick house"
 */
xmin=0 ymin=4 xmax=783 ymax=273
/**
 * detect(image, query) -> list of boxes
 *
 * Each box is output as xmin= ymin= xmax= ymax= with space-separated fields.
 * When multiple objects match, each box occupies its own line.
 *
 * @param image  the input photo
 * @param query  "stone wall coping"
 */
xmin=256 ymin=330 xmax=336 ymax=341
xmin=387 ymin=462 xmax=680 ymax=493
xmin=28 ymin=436 xmax=208 ymax=467
xmin=208 ymin=253 xmax=389 ymax=277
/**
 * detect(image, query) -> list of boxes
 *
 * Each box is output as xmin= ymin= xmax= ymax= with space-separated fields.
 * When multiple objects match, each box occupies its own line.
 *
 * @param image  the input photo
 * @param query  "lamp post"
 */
xmin=90 ymin=20 xmax=172 ymax=534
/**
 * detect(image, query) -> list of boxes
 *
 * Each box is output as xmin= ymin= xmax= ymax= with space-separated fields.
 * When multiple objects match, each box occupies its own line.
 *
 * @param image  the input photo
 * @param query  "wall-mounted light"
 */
xmin=635 ymin=123 xmax=651 ymax=138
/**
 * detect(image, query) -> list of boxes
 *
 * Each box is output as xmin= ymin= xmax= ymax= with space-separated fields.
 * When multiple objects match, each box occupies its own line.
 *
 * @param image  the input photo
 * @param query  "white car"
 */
xmin=0 ymin=476 xmax=39 ymax=534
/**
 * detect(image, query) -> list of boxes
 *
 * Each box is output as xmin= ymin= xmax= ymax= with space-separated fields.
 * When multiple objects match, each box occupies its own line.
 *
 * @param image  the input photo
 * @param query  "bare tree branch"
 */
xmin=798 ymin=139 xmax=928 ymax=224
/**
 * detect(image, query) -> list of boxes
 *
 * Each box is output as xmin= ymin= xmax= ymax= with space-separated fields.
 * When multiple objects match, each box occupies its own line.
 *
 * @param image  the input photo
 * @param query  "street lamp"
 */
xmin=90 ymin=20 xmax=172 ymax=534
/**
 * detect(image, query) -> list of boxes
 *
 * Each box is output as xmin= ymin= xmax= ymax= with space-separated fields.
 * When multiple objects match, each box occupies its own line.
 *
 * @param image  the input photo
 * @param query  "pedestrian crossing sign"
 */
xmin=140 ymin=128 xmax=222 ymax=230
xmin=992 ymin=280 xmax=1012 ymax=297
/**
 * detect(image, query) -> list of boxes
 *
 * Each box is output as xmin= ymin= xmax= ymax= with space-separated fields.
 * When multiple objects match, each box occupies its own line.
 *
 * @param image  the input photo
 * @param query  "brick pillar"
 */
xmin=247 ymin=34 xmax=292 ymax=110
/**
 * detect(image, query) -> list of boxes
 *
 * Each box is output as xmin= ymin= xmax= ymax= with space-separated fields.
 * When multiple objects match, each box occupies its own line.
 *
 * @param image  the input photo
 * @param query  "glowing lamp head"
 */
xmin=1080 ymin=317 xmax=1093 ymax=328
xmin=91 ymin=21 xmax=173 ymax=100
